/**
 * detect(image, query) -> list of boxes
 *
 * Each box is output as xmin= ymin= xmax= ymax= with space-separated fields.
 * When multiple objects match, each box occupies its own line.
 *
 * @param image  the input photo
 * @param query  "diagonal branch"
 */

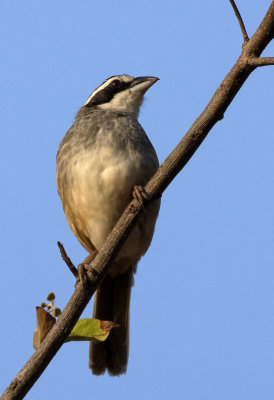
xmin=2 ymin=1 xmax=274 ymax=399
xmin=229 ymin=0 xmax=249 ymax=42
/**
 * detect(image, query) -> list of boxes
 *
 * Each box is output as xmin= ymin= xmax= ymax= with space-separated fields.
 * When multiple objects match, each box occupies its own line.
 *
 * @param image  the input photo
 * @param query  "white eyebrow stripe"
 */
xmin=84 ymin=75 xmax=133 ymax=105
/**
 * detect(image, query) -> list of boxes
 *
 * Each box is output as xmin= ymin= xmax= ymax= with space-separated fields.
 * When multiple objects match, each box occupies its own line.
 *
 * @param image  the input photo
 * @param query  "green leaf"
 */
xmin=65 ymin=318 xmax=119 ymax=343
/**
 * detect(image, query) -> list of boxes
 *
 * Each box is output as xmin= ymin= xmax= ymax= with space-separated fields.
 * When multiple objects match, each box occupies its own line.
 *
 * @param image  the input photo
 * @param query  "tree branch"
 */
xmin=229 ymin=0 xmax=249 ymax=43
xmin=57 ymin=241 xmax=78 ymax=278
xmin=2 ymin=2 xmax=274 ymax=399
xmin=248 ymin=56 xmax=274 ymax=66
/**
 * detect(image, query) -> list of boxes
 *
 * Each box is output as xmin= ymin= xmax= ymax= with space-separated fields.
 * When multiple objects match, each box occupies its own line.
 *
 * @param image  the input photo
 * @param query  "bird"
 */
xmin=56 ymin=74 xmax=160 ymax=376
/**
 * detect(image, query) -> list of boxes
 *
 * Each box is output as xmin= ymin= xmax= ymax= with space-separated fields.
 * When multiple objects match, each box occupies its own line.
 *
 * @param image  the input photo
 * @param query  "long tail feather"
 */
xmin=89 ymin=265 xmax=134 ymax=375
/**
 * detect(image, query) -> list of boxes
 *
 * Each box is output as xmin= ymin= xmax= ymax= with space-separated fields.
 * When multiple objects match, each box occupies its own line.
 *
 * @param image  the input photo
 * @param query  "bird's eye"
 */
xmin=111 ymin=79 xmax=120 ymax=88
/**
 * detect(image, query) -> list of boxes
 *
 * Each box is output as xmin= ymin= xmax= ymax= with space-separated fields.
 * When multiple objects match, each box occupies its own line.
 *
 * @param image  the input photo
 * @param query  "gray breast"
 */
xmin=56 ymin=109 xmax=159 ymax=254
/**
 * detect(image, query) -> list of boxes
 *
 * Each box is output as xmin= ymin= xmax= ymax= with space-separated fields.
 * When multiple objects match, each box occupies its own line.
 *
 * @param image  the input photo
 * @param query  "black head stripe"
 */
xmin=85 ymin=79 xmax=132 ymax=107
xmin=86 ymin=87 xmax=113 ymax=106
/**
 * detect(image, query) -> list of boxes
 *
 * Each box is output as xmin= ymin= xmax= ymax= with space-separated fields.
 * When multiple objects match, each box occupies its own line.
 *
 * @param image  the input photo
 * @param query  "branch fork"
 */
xmin=229 ymin=0 xmax=274 ymax=66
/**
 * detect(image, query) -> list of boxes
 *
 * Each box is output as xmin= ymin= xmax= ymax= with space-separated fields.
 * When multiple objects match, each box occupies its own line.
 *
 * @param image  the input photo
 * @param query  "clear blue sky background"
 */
xmin=1 ymin=1 xmax=274 ymax=399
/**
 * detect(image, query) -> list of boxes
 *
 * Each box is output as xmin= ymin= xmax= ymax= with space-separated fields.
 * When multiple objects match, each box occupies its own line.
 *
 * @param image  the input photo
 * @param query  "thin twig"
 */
xmin=229 ymin=0 xmax=249 ymax=42
xmin=248 ymin=56 xmax=274 ymax=66
xmin=57 ymin=241 xmax=78 ymax=278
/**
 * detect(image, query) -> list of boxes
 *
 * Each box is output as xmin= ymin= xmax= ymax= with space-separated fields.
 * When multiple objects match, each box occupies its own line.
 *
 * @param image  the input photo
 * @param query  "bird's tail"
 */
xmin=89 ymin=265 xmax=134 ymax=376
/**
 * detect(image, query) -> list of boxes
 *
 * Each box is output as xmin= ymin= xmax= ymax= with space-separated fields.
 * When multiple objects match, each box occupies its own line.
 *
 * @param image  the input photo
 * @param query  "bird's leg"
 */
xmin=132 ymin=185 xmax=149 ymax=208
xmin=77 ymin=249 xmax=98 ymax=286
xmin=82 ymin=251 xmax=98 ymax=265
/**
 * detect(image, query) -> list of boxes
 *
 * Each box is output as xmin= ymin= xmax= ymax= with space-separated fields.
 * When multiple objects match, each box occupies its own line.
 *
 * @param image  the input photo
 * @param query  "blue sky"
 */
xmin=1 ymin=1 xmax=274 ymax=399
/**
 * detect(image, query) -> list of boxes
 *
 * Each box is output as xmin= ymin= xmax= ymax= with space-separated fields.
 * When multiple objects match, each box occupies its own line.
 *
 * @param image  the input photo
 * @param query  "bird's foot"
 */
xmin=132 ymin=185 xmax=149 ymax=209
xmin=77 ymin=263 xmax=95 ymax=287
xmin=77 ymin=250 xmax=98 ymax=287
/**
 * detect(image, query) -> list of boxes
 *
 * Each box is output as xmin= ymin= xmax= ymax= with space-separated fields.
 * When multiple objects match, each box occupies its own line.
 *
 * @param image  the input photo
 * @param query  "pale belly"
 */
xmin=58 ymin=144 xmax=160 ymax=275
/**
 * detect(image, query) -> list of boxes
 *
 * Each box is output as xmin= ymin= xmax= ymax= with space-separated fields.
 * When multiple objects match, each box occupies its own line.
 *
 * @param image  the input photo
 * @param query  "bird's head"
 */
xmin=84 ymin=75 xmax=159 ymax=115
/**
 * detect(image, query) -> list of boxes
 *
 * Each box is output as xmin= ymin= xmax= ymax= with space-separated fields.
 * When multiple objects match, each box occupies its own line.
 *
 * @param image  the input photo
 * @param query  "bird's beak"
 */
xmin=130 ymin=76 xmax=159 ymax=93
